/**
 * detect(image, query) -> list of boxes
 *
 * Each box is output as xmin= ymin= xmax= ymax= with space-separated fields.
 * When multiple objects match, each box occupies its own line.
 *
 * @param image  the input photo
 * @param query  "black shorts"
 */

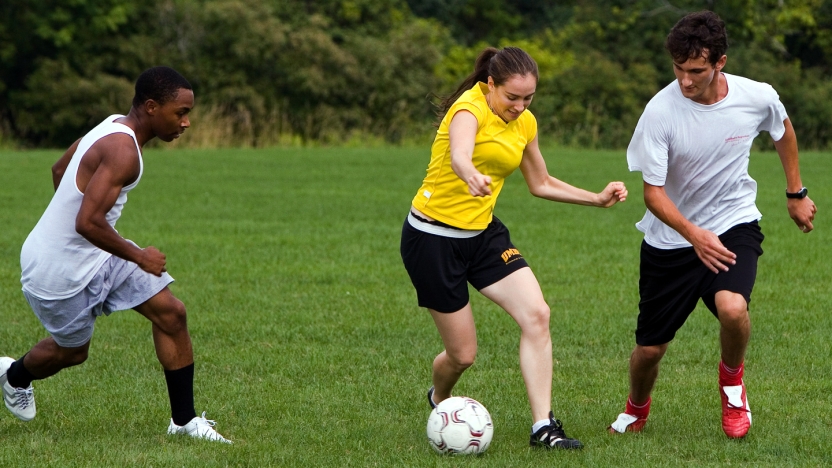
xmin=400 ymin=215 xmax=529 ymax=313
xmin=636 ymin=221 xmax=764 ymax=346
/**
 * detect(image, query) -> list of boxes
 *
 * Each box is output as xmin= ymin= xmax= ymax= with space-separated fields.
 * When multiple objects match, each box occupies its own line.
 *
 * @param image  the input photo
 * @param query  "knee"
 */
xmin=717 ymin=298 xmax=749 ymax=327
xmin=522 ymin=302 xmax=551 ymax=336
xmin=59 ymin=346 xmax=89 ymax=367
xmin=634 ymin=344 xmax=666 ymax=365
xmin=446 ymin=348 xmax=476 ymax=372
xmin=156 ymin=298 xmax=188 ymax=334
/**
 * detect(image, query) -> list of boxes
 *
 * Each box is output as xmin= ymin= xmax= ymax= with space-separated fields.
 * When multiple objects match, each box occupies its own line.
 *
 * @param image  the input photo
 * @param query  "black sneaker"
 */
xmin=530 ymin=412 xmax=583 ymax=449
xmin=427 ymin=386 xmax=437 ymax=409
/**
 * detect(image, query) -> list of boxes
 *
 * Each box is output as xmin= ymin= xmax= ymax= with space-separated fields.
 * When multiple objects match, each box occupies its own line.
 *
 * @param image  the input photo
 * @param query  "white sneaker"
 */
xmin=1 ymin=356 xmax=36 ymax=422
xmin=167 ymin=411 xmax=232 ymax=444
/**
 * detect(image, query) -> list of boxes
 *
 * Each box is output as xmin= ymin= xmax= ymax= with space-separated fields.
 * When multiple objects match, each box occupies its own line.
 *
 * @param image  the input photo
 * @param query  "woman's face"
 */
xmin=487 ymin=74 xmax=537 ymax=122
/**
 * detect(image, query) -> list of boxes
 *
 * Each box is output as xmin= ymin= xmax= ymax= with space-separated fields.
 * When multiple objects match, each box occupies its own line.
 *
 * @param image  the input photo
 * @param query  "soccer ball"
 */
xmin=426 ymin=396 xmax=493 ymax=455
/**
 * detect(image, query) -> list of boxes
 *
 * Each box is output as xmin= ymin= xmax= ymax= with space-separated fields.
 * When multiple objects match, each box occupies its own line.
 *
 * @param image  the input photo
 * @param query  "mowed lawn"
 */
xmin=0 ymin=146 xmax=829 ymax=467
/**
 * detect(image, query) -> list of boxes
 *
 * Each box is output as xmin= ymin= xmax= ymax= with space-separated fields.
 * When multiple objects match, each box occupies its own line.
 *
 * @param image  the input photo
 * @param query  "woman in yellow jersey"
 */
xmin=401 ymin=47 xmax=628 ymax=449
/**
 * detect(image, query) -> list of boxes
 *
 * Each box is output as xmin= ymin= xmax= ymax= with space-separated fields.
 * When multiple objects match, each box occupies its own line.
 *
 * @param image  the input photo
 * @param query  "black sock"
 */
xmin=164 ymin=363 xmax=197 ymax=426
xmin=7 ymin=355 xmax=37 ymax=389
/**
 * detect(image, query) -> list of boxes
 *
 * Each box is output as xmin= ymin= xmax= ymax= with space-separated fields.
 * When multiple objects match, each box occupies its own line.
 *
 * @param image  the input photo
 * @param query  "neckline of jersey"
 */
xmin=677 ymin=72 xmax=733 ymax=111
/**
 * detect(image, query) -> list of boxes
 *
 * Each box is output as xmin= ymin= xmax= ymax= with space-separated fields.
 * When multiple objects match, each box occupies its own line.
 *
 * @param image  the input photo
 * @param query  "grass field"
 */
xmin=0 ymin=146 xmax=830 ymax=467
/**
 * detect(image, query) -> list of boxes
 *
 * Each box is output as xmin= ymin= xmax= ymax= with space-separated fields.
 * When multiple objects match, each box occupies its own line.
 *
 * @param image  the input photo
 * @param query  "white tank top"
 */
xmin=20 ymin=115 xmax=143 ymax=299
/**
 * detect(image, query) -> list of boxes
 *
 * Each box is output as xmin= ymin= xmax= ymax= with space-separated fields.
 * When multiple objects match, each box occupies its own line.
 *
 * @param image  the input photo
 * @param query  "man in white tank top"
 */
xmin=607 ymin=12 xmax=817 ymax=439
xmin=1 ymin=67 xmax=230 ymax=443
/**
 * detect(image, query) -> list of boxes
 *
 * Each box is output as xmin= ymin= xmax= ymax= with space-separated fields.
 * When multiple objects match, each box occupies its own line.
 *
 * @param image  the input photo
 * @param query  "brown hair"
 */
xmin=665 ymin=11 xmax=728 ymax=66
xmin=434 ymin=46 xmax=538 ymax=123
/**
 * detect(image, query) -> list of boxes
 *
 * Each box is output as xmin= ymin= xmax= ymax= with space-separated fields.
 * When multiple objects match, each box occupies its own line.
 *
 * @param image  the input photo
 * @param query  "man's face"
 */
xmin=487 ymin=74 xmax=536 ymax=122
xmin=149 ymin=88 xmax=194 ymax=142
xmin=672 ymin=51 xmax=726 ymax=104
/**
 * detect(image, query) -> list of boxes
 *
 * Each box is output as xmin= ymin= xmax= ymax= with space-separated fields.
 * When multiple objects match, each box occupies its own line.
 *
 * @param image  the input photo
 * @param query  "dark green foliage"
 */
xmin=1 ymin=0 xmax=832 ymax=148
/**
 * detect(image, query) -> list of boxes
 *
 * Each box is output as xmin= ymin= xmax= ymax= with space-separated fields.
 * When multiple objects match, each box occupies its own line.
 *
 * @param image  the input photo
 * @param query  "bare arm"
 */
xmin=52 ymin=138 xmax=81 ymax=191
xmin=643 ymin=182 xmax=736 ymax=273
xmin=519 ymin=134 xmax=627 ymax=206
xmin=773 ymin=118 xmax=817 ymax=232
xmin=448 ymin=110 xmax=493 ymax=197
xmin=75 ymin=135 xmax=167 ymax=276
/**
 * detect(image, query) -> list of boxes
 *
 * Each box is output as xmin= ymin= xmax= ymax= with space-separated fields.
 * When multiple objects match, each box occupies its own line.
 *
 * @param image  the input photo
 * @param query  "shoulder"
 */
xmin=448 ymin=84 xmax=489 ymax=121
xmin=642 ymin=82 xmax=680 ymax=116
xmin=515 ymin=109 xmax=537 ymax=136
xmin=725 ymin=73 xmax=780 ymax=103
xmin=85 ymin=132 xmax=141 ymax=177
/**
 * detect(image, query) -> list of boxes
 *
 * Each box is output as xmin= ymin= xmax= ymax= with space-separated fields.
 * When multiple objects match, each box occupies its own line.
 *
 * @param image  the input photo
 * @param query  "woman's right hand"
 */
xmin=466 ymin=172 xmax=493 ymax=197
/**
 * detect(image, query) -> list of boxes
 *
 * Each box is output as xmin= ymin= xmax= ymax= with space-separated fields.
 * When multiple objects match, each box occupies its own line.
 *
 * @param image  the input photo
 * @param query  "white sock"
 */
xmin=531 ymin=418 xmax=550 ymax=434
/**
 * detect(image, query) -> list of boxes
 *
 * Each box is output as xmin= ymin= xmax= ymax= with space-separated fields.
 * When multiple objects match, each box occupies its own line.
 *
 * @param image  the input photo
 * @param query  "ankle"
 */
xmin=626 ymin=396 xmax=651 ymax=419
xmin=719 ymin=360 xmax=744 ymax=386
xmin=7 ymin=358 xmax=37 ymax=389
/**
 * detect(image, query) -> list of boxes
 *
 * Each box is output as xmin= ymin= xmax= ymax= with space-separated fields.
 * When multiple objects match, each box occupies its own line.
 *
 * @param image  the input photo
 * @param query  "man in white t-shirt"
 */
xmin=0 ymin=67 xmax=230 ymax=443
xmin=608 ymin=11 xmax=817 ymax=439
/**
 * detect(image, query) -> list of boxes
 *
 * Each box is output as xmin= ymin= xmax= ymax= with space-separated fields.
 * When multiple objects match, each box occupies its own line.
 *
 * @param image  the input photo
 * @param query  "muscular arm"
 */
xmin=643 ymin=182 xmax=736 ymax=273
xmin=75 ymin=135 xmax=167 ymax=275
xmin=52 ymin=138 xmax=81 ymax=191
xmin=773 ymin=118 xmax=817 ymax=232
xmin=448 ymin=110 xmax=493 ymax=197
xmin=519 ymin=134 xmax=627 ymax=206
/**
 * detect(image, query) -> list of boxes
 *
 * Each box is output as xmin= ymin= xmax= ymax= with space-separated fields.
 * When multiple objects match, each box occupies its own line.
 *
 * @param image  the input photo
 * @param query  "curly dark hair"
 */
xmin=132 ymin=66 xmax=192 ymax=108
xmin=665 ymin=11 xmax=728 ymax=66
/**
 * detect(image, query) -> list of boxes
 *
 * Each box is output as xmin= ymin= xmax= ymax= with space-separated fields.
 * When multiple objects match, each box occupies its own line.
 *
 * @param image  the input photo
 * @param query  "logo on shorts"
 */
xmin=501 ymin=248 xmax=523 ymax=264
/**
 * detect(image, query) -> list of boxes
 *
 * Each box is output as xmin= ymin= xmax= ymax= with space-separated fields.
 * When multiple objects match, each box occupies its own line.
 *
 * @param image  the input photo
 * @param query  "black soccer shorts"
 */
xmin=635 ymin=221 xmax=764 ymax=346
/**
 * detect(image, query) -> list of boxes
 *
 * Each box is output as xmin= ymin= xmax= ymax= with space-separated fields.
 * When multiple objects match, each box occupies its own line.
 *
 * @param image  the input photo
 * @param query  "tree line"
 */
xmin=1 ymin=0 xmax=831 ymax=149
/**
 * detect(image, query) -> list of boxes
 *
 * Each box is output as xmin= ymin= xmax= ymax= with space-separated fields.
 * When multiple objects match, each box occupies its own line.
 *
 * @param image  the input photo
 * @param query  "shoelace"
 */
xmin=193 ymin=412 xmax=228 ymax=442
xmin=725 ymin=404 xmax=751 ymax=417
xmin=13 ymin=387 xmax=34 ymax=409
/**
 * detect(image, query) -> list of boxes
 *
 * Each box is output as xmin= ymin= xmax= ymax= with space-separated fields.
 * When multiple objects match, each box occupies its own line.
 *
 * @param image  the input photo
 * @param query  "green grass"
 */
xmin=0 ymin=146 xmax=830 ymax=467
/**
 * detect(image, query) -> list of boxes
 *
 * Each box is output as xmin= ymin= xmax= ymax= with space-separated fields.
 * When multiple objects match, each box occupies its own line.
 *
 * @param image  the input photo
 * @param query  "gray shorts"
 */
xmin=22 ymin=255 xmax=174 ymax=348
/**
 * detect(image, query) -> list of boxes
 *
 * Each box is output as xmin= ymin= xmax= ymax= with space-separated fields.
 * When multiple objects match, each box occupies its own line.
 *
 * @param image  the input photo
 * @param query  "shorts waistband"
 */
xmin=407 ymin=212 xmax=483 ymax=239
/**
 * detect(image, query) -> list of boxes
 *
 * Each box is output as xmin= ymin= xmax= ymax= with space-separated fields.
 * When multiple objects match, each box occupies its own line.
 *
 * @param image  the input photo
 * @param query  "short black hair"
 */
xmin=132 ymin=66 xmax=192 ymax=108
xmin=665 ymin=11 xmax=728 ymax=66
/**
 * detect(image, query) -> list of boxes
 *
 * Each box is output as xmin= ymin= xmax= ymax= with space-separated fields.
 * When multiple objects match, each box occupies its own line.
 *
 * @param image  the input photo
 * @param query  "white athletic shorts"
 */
xmin=22 ymin=253 xmax=174 ymax=348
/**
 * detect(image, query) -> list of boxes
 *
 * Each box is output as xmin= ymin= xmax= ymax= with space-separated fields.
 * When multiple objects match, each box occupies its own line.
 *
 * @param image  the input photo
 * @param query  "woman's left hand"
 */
xmin=597 ymin=181 xmax=628 ymax=207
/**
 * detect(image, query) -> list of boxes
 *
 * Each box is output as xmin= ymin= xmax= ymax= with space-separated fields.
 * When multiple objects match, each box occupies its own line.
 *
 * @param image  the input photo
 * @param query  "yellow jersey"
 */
xmin=411 ymin=82 xmax=538 ymax=230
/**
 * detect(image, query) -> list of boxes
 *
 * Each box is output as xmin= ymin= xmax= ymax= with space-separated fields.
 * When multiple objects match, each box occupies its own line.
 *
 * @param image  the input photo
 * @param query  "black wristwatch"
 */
xmin=786 ymin=187 xmax=808 ymax=199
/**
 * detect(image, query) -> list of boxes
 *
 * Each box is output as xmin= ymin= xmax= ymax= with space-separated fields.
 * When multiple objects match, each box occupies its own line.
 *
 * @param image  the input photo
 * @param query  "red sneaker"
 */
xmin=720 ymin=381 xmax=751 ymax=438
xmin=608 ymin=413 xmax=647 ymax=434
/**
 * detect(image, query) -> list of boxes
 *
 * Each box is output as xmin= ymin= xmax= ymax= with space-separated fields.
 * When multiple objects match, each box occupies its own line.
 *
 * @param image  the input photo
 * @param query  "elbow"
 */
xmin=75 ymin=218 xmax=95 ymax=240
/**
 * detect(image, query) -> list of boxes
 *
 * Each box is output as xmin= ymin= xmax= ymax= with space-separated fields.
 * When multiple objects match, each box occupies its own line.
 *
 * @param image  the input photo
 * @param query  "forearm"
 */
xmin=644 ymin=183 xmax=736 ymax=272
xmin=76 ymin=219 xmax=144 ymax=264
xmin=773 ymin=119 xmax=803 ymax=192
xmin=450 ymin=148 xmax=480 ymax=181
xmin=531 ymin=177 xmax=602 ymax=206
xmin=644 ymin=186 xmax=699 ymax=242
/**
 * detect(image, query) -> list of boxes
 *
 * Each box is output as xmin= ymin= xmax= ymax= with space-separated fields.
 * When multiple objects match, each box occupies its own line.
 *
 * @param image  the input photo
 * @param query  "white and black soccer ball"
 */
xmin=426 ymin=396 xmax=493 ymax=455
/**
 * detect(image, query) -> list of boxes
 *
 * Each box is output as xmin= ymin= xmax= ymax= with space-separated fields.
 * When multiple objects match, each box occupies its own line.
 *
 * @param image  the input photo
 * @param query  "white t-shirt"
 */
xmin=627 ymin=73 xmax=788 ymax=249
xmin=20 ymin=115 xmax=143 ymax=299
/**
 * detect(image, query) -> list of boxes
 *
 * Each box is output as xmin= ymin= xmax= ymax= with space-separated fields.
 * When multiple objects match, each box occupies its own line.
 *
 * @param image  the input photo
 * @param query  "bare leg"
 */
xmin=479 ymin=267 xmax=552 ymax=423
xmin=715 ymin=291 xmax=750 ymax=368
xmin=134 ymin=287 xmax=193 ymax=370
xmin=429 ymin=304 xmax=477 ymax=403
xmin=628 ymin=343 xmax=669 ymax=404
xmin=21 ymin=338 xmax=91 ymax=379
